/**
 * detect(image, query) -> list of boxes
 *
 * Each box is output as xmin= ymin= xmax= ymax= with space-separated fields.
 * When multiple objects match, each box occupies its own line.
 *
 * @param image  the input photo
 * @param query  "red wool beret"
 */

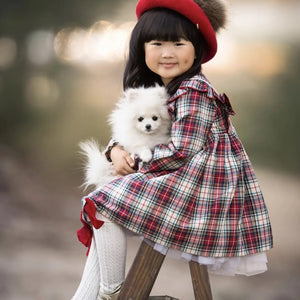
xmin=136 ymin=0 xmax=218 ymax=63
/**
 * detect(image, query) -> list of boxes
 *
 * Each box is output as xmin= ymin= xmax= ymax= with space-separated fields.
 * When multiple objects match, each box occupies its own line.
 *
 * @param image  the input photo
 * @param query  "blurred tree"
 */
xmin=0 ymin=0 xmax=123 ymax=35
xmin=236 ymin=45 xmax=300 ymax=174
xmin=256 ymin=46 xmax=300 ymax=173
xmin=0 ymin=0 xmax=123 ymax=145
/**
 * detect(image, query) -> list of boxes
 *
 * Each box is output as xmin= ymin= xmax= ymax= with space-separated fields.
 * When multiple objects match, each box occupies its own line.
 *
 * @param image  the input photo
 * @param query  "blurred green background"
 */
xmin=0 ymin=0 xmax=299 ymax=299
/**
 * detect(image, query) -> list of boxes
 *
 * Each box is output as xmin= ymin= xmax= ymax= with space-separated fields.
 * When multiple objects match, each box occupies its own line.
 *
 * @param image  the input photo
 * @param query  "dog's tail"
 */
xmin=79 ymin=139 xmax=115 ymax=190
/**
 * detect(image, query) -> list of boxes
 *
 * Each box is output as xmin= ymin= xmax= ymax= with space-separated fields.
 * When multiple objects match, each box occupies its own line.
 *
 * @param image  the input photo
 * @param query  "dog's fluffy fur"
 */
xmin=79 ymin=85 xmax=171 ymax=190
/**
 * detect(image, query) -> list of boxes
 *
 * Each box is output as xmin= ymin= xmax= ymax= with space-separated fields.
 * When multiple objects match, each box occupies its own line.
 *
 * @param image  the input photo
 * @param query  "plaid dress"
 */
xmin=78 ymin=73 xmax=273 ymax=258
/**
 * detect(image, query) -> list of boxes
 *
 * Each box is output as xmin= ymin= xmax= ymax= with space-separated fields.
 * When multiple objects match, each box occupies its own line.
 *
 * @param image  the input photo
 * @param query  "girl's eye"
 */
xmin=150 ymin=41 xmax=162 ymax=46
xmin=152 ymin=116 xmax=158 ymax=121
xmin=175 ymin=42 xmax=185 ymax=46
xmin=138 ymin=117 xmax=144 ymax=122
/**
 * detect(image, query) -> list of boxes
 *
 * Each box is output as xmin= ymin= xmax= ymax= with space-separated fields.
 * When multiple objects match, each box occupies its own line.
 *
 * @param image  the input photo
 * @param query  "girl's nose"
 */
xmin=161 ymin=45 xmax=174 ymax=58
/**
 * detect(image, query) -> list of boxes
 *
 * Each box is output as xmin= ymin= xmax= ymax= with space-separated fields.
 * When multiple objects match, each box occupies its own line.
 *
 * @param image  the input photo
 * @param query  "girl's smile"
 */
xmin=159 ymin=62 xmax=178 ymax=69
xmin=144 ymin=39 xmax=196 ymax=86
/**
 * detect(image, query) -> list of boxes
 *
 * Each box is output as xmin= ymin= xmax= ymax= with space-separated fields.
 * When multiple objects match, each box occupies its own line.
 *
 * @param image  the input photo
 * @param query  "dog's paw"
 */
xmin=139 ymin=149 xmax=153 ymax=162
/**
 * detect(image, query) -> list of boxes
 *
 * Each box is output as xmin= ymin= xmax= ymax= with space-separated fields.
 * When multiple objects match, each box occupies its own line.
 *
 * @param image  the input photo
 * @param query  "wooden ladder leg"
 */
xmin=118 ymin=240 xmax=166 ymax=299
xmin=189 ymin=261 xmax=213 ymax=300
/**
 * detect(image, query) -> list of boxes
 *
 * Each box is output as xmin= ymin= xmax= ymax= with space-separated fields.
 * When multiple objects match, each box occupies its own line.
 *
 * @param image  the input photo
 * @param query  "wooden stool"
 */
xmin=118 ymin=241 xmax=213 ymax=300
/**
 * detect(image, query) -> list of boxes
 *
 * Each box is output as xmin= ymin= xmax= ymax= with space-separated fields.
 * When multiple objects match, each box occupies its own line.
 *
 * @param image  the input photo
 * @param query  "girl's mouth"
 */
xmin=160 ymin=63 xmax=177 ymax=68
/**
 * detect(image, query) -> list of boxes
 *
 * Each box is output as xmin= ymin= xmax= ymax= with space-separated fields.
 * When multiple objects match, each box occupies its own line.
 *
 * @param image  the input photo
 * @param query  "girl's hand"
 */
xmin=110 ymin=145 xmax=136 ymax=176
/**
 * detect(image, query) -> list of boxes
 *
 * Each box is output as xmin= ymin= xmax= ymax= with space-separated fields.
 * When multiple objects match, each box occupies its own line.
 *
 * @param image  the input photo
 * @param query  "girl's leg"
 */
xmin=93 ymin=214 xmax=127 ymax=296
xmin=71 ymin=237 xmax=100 ymax=300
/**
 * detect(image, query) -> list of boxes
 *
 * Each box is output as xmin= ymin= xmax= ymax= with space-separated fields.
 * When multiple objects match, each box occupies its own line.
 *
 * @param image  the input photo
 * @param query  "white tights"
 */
xmin=72 ymin=214 xmax=127 ymax=300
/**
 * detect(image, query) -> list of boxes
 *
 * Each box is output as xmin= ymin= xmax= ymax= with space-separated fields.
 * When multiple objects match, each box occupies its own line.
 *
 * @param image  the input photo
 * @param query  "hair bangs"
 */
xmin=141 ymin=9 xmax=193 ymax=43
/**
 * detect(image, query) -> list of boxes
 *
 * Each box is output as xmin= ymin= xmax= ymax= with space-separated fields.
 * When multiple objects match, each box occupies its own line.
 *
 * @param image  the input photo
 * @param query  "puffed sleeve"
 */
xmin=140 ymin=88 xmax=216 ymax=174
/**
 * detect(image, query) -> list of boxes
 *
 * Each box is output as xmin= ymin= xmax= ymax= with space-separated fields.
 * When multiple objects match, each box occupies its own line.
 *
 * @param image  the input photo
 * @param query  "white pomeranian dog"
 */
xmin=79 ymin=85 xmax=171 ymax=190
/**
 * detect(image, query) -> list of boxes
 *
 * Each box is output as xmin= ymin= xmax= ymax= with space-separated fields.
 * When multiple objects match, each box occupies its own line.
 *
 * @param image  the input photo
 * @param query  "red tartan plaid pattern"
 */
xmin=79 ymin=74 xmax=273 ymax=257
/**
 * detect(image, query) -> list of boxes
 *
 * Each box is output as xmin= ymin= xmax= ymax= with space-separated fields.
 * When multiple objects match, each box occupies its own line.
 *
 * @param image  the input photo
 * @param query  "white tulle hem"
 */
xmin=145 ymin=239 xmax=268 ymax=276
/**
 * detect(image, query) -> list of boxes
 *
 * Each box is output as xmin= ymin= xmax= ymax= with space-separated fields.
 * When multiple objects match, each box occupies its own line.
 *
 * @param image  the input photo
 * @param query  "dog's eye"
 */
xmin=152 ymin=116 xmax=158 ymax=121
xmin=138 ymin=117 xmax=144 ymax=122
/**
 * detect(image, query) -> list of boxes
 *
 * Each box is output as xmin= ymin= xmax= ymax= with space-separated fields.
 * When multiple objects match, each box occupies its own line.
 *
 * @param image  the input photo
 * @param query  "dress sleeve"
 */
xmin=104 ymin=139 xmax=119 ymax=162
xmin=140 ymin=88 xmax=216 ymax=173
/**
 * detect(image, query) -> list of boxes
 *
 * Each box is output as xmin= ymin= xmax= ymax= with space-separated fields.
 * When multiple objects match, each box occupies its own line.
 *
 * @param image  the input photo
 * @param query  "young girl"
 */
xmin=72 ymin=0 xmax=273 ymax=299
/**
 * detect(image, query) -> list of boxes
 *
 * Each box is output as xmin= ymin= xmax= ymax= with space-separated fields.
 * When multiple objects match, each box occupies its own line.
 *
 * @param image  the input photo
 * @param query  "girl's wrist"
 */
xmin=105 ymin=139 xmax=119 ymax=162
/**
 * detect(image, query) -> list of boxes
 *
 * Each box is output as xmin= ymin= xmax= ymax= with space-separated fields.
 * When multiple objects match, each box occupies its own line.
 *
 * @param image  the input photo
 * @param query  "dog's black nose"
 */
xmin=145 ymin=124 xmax=151 ymax=130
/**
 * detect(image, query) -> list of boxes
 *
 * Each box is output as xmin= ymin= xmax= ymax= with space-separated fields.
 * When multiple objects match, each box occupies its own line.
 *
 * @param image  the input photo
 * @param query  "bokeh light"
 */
xmin=26 ymin=30 xmax=55 ymax=65
xmin=54 ymin=21 xmax=135 ymax=65
xmin=0 ymin=37 xmax=17 ymax=70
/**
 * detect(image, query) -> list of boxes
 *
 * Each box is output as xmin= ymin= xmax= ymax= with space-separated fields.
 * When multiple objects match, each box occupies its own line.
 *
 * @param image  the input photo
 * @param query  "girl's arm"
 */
xmin=141 ymin=89 xmax=216 ymax=173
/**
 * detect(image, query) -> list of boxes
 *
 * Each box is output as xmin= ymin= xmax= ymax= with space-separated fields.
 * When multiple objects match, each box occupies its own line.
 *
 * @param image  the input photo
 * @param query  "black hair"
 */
xmin=123 ymin=8 xmax=206 ymax=95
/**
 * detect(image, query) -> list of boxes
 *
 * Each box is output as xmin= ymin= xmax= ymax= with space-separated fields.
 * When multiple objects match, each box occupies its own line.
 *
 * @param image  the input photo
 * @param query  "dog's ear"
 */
xmin=124 ymin=88 xmax=139 ymax=102
xmin=154 ymin=84 xmax=169 ymax=101
xmin=157 ymin=101 xmax=169 ymax=120
xmin=151 ymin=85 xmax=169 ymax=120
xmin=161 ymin=106 xmax=170 ymax=120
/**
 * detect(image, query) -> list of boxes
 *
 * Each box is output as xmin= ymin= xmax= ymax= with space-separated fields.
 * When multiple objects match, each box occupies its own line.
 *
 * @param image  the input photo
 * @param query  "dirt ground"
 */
xmin=0 ymin=149 xmax=299 ymax=300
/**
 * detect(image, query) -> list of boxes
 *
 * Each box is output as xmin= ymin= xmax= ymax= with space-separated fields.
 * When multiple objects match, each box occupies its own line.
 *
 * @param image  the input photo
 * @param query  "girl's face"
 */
xmin=144 ymin=39 xmax=196 ymax=86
